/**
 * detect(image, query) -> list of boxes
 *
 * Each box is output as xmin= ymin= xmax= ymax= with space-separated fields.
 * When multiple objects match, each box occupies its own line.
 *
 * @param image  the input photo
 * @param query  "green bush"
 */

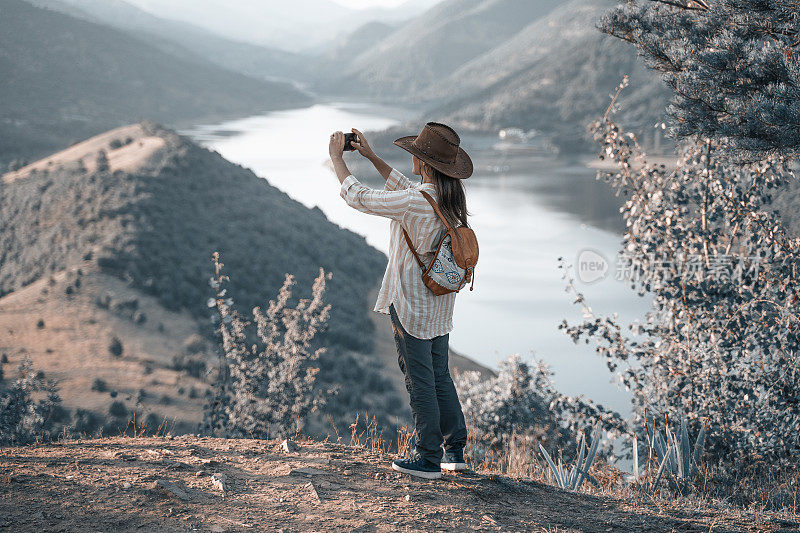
xmin=108 ymin=400 xmax=127 ymax=419
xmin=91 ymin=378 xmax=107 ymax=392
xmin=108 ymin=337 xmax=123 ymax=357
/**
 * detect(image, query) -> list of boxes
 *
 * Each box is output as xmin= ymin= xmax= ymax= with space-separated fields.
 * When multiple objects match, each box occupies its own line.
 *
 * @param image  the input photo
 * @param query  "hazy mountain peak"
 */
xmin=122 ymin=0 xmax=441 ymax=50
xmin=1 ymin=0 xmax=309 ymax=165
xmin=330 ymin=0 xmax=562 ymax=97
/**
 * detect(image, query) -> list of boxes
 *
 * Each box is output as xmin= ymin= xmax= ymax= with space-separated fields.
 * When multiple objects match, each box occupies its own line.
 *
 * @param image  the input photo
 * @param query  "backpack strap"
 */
xmin=419 ymin=190 xmax=452 ymax=231
xmin=421 ymin=189 xmax=471 ymax=254
xmin=402 ymin=228 xmax=426 ymax=269
xmin=401 ymin=189 xmax=451 ymax=269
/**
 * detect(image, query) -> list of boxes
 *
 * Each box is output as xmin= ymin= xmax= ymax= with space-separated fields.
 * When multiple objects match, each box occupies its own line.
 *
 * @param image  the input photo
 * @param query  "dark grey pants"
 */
xmin=389 ymin=304 xmax=467 ymax=463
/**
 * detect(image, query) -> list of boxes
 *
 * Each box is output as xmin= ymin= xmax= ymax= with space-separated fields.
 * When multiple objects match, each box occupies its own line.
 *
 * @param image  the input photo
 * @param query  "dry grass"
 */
xmin=329 ymin=414 xmax=800 ymax=527
xmin=0 ymin=262 xmax=212 ymax=433
xmin=1 ymin=124 xmax=165 ymax=184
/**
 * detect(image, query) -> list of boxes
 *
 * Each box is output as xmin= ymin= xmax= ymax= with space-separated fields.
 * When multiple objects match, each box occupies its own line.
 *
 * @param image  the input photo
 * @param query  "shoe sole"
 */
xmin=440 ymin=462 xmax=466 ymax=471
xmin=392 ymin=462 xmax=442 ymax=479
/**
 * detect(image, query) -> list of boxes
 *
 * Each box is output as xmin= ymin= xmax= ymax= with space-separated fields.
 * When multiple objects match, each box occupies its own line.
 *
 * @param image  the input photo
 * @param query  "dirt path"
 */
xmin=0 ymin=437 xmax=794 ymax=532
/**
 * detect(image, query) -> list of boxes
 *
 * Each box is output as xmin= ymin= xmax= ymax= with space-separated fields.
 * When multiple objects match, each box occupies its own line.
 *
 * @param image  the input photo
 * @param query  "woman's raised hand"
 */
xmin=329 ymin=131 xmax=345 ymax=160
xmin=350 ymin=128 xmax=375 ymax=159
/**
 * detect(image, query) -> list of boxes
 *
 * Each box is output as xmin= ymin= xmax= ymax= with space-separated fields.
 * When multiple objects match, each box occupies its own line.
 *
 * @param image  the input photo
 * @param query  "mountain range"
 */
xmin=0 ymin=0 xmax=311 ymax=167
xmin=122 ymin=0 xmax=440 ymax=52
xmin=4 ymin=0 xmax=672 ymax=163
xmin=427 ymin=0 xmax=671 ymax=150
xmin=320 ymin=0 xmax=671 ymax=151
xmin=29 ymin=0 xmax=318 ymax=84
xmin=329 ymin=0 xmax=561 ymax=97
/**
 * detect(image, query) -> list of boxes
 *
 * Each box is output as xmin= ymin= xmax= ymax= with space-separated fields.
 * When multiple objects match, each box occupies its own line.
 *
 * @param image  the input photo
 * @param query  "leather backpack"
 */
xmin=402 ymin=190 xmax=479 ymax=295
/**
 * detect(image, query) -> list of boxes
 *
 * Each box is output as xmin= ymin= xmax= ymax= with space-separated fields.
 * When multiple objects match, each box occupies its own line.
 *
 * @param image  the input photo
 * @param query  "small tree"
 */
xmin=7 ymin=159 xmax=28 ymax=172
xmin=0 ymin=358 xmax=65 ymax=445
xmin=108 ymin=400 xmax=128 ymax=419
xmin=95 ymin=150 xmax=109 ymax=172
xmin=108 ymin=337 xmax=123 ymax=357
xmin=561 ymin=80 xmax=800 ymax=475
xmin=600 ymin=0 xmax=800 ymax=159
xmin=203 ymin=252 xmax=331 ymax=439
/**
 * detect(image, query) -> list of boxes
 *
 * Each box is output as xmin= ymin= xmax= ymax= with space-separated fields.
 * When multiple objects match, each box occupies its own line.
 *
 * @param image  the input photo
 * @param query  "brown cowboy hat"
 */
xmin=393 ymin=122 xmax=473 ymax=179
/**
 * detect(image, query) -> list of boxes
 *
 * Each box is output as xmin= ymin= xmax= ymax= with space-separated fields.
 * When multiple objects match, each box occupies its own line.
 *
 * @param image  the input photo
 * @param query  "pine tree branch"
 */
xmin=648 ymin=0 xmax=708 ymax=12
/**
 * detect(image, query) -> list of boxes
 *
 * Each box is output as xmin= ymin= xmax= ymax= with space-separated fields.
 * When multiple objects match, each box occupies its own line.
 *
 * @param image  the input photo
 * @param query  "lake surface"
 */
xmin=184 ymin=102 xmax=650 ymax=414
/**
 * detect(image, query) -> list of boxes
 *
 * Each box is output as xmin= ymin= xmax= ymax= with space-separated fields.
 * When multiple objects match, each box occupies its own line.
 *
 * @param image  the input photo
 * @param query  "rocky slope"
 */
xmin=1 ymin=436 xmax=793 ymax=532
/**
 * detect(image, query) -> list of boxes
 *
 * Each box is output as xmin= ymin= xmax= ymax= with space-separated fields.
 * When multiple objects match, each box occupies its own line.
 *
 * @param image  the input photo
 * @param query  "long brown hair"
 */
xmin=421 ymin=161 xmax=469 ymax=228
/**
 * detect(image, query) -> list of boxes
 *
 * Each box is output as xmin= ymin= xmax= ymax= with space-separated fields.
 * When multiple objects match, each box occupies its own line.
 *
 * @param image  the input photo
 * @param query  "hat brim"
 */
xmin=393 ymin=135 xmax=473 ymax=179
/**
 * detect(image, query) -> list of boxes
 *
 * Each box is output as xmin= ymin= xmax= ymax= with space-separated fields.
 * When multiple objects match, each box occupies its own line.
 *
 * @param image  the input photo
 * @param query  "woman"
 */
xmin=328 ymin=122 xmax=472 ymax=480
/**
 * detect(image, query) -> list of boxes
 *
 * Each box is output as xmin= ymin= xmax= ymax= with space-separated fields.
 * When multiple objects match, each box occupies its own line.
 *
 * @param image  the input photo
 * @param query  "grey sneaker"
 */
xmin=392 ymin=455 xmax=442 ymax=479
xmin=441 ymin=449 xmax=466 ymax=471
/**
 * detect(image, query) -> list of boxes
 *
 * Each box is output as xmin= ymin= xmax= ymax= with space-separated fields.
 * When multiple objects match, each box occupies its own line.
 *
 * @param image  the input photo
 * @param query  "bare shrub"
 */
xmin=456 ymin=354 xmax=623 ymax=470
xmin=203 ymin=252 xmax=330 ymax=439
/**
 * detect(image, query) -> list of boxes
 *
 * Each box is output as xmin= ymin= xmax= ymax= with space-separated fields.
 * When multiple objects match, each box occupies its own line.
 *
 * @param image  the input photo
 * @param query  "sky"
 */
xmin=331 ymin=0 xmax=408 ymax=7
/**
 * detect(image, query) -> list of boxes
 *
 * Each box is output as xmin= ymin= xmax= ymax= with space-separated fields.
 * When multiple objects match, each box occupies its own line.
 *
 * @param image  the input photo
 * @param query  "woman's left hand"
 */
xmin=329 ymin=131 xmax=345 ymax=160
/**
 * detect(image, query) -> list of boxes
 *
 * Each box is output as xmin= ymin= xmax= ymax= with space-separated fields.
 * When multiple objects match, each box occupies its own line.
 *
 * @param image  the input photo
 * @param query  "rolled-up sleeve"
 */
xmin=384 ymin=168 xmax=413 ymax=191
xmin=340 ymin=174 xmax=411 ymax=221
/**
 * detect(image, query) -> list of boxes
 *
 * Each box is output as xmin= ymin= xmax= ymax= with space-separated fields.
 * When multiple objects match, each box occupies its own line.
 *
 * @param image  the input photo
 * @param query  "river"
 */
xmin=183 ymin=102 xmax=650 ymax=414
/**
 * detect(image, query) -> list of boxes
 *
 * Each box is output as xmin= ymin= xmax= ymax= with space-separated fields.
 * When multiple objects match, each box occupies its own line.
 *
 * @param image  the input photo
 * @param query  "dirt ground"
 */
xmin=1 ymin=437 xmax=797 ymax=532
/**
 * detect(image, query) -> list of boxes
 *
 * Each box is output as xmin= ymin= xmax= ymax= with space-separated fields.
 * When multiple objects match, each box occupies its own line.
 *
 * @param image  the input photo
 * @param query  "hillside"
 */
xmin=28 ymin=0 xmax=319 ymax=84
xmin=0 ymin=122 xmax=492 ymax=438
xmin=0 ymin=122 xmax=396 ymax=434
xmin=0 ymin=0 xmax=310 ymax=167
xmin=1 ymin=436 xmax=792 ymax=532
xmin=321 ymin=20 xmax=397 ymax=71
xmin=326 ymin=0 xmax=562 ymax=98
xmin=428 ymin=0 xmax=670 ymax=151
xmin=322 ymin=0 xmax=668 ymax=153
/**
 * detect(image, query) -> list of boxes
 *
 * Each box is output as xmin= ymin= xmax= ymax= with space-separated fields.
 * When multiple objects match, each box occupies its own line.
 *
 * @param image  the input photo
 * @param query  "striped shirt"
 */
xmin=340 ymin=168 xmax=457 ymax=339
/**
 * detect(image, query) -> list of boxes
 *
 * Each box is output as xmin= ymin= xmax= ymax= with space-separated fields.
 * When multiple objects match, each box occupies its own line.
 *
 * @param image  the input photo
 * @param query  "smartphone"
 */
xmin=344 ymin=132 xmax=357 ymax=151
